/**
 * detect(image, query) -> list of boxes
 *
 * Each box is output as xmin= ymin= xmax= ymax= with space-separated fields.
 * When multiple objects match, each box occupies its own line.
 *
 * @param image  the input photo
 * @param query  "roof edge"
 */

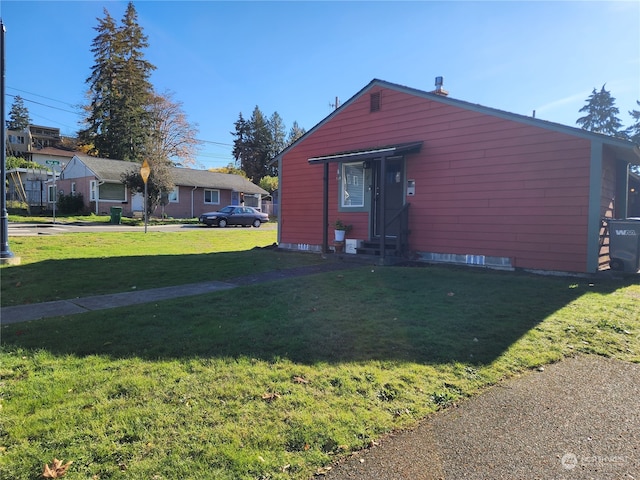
xmin=274 ymin=78 xmax=638 ymax=163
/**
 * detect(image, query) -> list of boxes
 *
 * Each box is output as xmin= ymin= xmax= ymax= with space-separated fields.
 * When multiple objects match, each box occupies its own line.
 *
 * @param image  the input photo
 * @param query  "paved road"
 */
xmin=7 ymin=221 xmax=276 ymax=236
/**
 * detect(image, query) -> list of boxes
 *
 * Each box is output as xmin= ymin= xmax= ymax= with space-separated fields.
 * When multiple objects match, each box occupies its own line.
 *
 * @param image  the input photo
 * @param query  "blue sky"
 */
xmin=1 ymin=1 xmax=639 ymax=170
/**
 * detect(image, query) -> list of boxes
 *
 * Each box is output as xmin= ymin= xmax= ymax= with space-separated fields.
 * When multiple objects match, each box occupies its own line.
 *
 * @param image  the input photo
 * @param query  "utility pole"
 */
xmin=1 ymin=19 xmax=19 ymax=264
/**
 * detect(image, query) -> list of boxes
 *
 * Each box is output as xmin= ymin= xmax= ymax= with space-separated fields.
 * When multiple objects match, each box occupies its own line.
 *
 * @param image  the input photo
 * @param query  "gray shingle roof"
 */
xmin=72 ymin=155 xmax=268 ymax=194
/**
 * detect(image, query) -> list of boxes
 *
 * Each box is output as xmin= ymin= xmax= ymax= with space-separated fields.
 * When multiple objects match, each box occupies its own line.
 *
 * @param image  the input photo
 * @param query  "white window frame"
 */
xmin=48 ymin=185 xmax=57 ymax=203
xmin=204 ymin=189 xmax=220 ymax=205
xmin=168 ymin=187 xmax=179 ymax=203
xmin=341 ymin=162 xmax=365 ymax=208
xmin=71 ymin=182 xmax=76 ymax=195
xmin=90 ymin=180 xmax=97 ymax=201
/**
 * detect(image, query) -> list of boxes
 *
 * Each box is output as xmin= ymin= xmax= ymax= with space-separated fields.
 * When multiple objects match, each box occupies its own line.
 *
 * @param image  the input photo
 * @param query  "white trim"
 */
xmin=204 ymin=189 xmax=220 ymax=204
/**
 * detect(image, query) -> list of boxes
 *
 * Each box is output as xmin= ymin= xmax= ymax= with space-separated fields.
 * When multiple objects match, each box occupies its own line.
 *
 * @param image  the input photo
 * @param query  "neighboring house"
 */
xmin=56 ymin=155 xmax=268 ymax=218
xmin=6 ymin=125 xmax=62 ymax=157
xmin=274 ymin=78 xmax=639 ymax=274
xmin=30 ymin=147 xmax=77 ymax=169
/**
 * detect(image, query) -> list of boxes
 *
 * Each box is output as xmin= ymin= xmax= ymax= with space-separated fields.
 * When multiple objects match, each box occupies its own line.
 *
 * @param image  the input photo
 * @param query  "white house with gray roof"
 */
xmin=57 ymin=155 xmax=268 ymax=218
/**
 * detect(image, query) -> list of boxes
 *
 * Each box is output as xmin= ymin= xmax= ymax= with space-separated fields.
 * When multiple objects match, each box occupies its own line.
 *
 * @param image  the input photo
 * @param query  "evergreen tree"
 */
xmin=232 ymin=107 xmax=274 ymax=182
xmin=79 ymin=2 xmax=156 ymax=162
xmin=267 ymin=111 xmax=286 ymax=159
xmin=244 ymin=106 xmax=274 ymax=182
xmin=6 ymin=95 xmax=31 ymax=130
xmin=287 ymin=121 xmax=306 ymax=146
xmin=576 ymin=84 xmax=623 ymax=137
xmin=625 ymin=100 xmax=640 ymax=145
xmin=232 ymin=109 xmax=303 ymax=182
xmin=231 ymin=112 xmax=250 ymax=169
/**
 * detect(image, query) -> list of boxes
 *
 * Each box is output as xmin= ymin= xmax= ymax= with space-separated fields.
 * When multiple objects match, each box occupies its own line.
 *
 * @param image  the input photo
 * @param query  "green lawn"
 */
xmin=0 ymin=227 xmax=320 ymax=307
xmin=1 ymin=231 xmax=639 ymax=479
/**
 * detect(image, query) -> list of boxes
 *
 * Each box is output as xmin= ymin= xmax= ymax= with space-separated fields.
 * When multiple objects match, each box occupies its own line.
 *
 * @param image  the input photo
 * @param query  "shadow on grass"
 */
xmin=0 ymin=248 xmax=316 ymax=307
xmin=2 ymin=264 xmax=632 ymax=366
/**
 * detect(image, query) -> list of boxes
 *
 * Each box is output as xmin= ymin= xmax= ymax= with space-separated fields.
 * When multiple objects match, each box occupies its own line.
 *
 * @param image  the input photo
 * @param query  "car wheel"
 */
xmin=218 ymin=219 xmax=227 ymax=228
xmin=252 ymin=219 xmax=262 ymax=228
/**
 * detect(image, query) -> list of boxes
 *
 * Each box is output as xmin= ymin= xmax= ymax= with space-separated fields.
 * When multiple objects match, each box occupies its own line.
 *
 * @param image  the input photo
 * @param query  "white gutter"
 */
xmin=191 ymin=186 xmax=198 ymax=218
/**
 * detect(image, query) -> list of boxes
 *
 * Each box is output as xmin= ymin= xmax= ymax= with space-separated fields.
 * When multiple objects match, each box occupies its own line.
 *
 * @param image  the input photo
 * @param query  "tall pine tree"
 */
xmin=6 ymin=95 xmax=31 ymax=131
xmin=79 ymin=2 xmax=155 ymax=162
xmin=231 ymin=108 xmax=305 ymax=182
xmin=625 ymin=101 xmax=640 ymax=145
xmin=287 ymin=121 xmax=306 ymax=146
xmin=267 ymin=112 xmax=286 ymax=160
xmin=576 ymin=84 xmax=623 ymax=137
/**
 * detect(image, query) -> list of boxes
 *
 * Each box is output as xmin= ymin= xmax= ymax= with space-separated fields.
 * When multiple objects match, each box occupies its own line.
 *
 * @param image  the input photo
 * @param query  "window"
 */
xmin=204 ymin=189 xmax=220 ymax=204
xmin=48 ymin=185 xmax=57 ymax=203
xmin=99 ymin=182 xmax=125 ymax=201
xmin=168 ymin=187 xmax=179 ymax=203
xmin=90 ymin=180 xmax=97 ymax=201
xmin=341 ymin=162 xmax=365 ymax=207
xmin=71 ymin=182 xmax=76 ymax=195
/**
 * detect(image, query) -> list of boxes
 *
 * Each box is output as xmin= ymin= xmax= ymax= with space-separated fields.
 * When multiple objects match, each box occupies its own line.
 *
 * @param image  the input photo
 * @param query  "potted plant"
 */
xmin=333 ymin=219 xmax=352 ymax=242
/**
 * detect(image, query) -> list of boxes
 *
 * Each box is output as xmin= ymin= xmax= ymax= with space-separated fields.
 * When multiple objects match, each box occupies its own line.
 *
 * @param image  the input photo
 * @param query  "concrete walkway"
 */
xmin=0 ymin=262 xmax=357 ymax=325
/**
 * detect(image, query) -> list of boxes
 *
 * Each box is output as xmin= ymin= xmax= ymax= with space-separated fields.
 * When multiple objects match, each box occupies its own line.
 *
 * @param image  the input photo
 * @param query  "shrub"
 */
xmin=57 ymin=193 xmax=85 ymax=214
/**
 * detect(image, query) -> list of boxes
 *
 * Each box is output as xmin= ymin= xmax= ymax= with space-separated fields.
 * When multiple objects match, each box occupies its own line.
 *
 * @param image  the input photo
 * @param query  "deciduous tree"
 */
xmin=147 ymin=91 xmax=201 ymax=167
xmin=121 ymin=157 xmax=175 ymax=216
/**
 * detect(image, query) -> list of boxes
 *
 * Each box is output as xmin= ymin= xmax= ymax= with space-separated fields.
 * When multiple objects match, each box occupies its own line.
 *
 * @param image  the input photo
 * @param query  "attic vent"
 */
xmin=370 ymin=92 xmax=381 ymax=112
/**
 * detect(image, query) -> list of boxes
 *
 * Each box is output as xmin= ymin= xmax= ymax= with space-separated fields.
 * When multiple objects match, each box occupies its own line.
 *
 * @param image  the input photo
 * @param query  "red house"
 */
xmin=274 ymin=79 xmax=639 ymax=274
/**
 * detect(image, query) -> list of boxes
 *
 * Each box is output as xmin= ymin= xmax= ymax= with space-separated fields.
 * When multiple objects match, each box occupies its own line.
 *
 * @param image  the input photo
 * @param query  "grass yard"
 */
xmin=1 ymin=231 xmax=639 ymax=479
xmin=0 ymin=227 xmax=323 ymax=307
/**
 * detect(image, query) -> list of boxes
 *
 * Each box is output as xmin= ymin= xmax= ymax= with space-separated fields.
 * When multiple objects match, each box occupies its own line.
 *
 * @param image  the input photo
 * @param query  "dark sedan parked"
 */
xmin=199 ymin=205 xmax=269 ymax=228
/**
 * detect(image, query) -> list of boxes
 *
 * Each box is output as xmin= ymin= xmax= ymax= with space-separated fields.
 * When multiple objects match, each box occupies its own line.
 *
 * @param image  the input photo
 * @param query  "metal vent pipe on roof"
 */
xmin=434 ymin=76 xmax=449 ymax=96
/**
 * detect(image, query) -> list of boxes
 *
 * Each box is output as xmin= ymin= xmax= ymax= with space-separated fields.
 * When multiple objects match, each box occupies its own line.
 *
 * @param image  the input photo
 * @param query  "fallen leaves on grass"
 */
xmin=42 ymin=458 xmax=73 ymax=478
xmin=261 ymin=392 xmax=280 ymax=402
xmin=293 ymin=375 xmax=309 ymax=384
xmin=315 ymin=466 xmax=332 ymax=475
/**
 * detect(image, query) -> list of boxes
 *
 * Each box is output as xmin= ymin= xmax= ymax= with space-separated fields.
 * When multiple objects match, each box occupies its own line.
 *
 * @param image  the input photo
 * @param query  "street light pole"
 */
xmin=1 ymin=20 xmax=18 ymax=264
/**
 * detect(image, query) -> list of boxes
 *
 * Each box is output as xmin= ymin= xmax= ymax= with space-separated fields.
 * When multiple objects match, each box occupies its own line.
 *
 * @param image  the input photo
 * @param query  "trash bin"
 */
xmin=110 ymin=206 xmax=123 ymax=225
xmin=608 ymin=218 xmax=640 ymax=273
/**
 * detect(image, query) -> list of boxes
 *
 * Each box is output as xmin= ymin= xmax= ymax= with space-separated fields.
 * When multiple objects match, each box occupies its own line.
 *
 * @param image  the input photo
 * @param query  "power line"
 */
xmin=197 ymin=139 xmax=234 ymax=147
xmin=5 ymin=93 xmax=81 ymax=116
xmin=7 ymin=86 xmax=78 ymax=108
xmin=5 ymin=89 xmax=236 ymax=149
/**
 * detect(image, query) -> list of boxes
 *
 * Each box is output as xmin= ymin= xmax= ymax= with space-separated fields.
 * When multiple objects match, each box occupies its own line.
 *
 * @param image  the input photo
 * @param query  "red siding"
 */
xmin=281 ymin=87 xmax=593 ymax=272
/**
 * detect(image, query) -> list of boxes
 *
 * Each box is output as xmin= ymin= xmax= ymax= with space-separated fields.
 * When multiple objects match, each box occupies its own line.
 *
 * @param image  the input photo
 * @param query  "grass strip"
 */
xmin=1 ymin=265 xmax=638 ymax=479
